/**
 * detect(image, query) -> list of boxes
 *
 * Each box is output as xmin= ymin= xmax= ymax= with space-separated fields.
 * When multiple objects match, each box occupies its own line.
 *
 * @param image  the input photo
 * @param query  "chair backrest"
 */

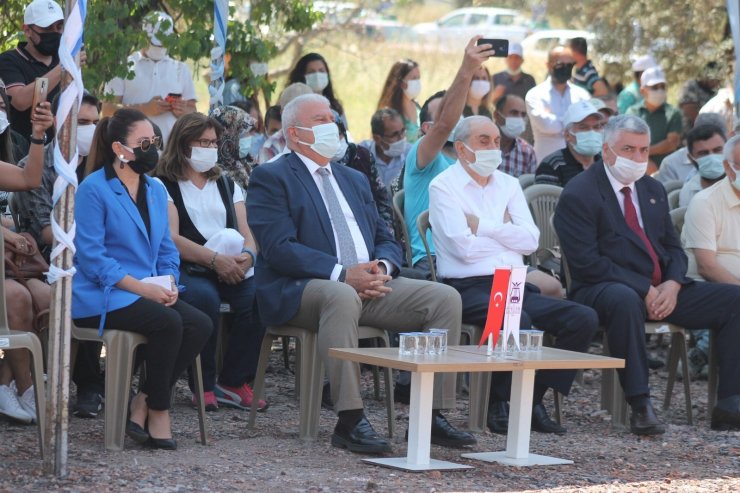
xmin=391 ymin=190 xmax=413 ymax=267
xmin=662 ymin=180 xmax=684 ymax=194
xmin=559 ymin=246 xmax=574 ymax=295
xmin=524 ymin=184 xmax=563 ymax=267
xmin=0 ymin=227 xmax=8 ymax=334
xmin=416 ymin=210 xmax=438 ymax=282
xmin=670 ymin=206 xmax=687 ymax=236
xmin=667 ymin=188 xmax=681 ymax=210
xmin=518 ymin=173 xmax=536 ymax=190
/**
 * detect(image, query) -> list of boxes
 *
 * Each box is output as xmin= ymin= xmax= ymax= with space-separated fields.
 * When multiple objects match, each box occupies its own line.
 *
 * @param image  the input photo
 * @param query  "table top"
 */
xmin=328 ymin=346 xmax=624 ymax=372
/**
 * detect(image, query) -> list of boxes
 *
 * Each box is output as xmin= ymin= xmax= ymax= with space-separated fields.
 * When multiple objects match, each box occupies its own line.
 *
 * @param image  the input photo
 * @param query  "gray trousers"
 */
xmin=287 ymin=277 xmax=462 ymax=413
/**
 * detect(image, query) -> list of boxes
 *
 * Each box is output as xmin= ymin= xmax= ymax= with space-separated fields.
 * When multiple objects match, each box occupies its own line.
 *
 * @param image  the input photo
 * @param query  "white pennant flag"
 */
xmin=502 ymin=266 xmax=527 ymax=351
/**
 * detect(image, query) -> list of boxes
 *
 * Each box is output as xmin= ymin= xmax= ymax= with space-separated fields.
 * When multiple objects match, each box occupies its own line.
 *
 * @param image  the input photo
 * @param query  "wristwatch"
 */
xmin=29 ymin=133 xmax=46 ymax=146
xmin=338 ymin=266 xmax=347 ymax=283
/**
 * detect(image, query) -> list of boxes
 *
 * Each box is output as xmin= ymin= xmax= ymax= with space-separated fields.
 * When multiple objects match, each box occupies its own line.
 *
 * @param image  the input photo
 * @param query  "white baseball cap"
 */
xmin=24 ymin=0 xmax=64 ymax=28
xmin=640 ymin=66 xmax=666 ymax=87
xmin=508 ymin=42 xmax=523 ymax=58
xmin=143 ymin=11 xmax=174 ymax=47
xmin=632 ymin=54 xmax=656 ymax=73
xmin=563 ymin=101 xmax=602 ymax=128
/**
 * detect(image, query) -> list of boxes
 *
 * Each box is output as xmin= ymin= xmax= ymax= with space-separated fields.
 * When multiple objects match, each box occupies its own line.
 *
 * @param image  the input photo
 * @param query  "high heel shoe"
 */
xmin=126 ymin=419 xmax=150 ymax=444
xmin=147 ymin=436 xmax=177 ymax=450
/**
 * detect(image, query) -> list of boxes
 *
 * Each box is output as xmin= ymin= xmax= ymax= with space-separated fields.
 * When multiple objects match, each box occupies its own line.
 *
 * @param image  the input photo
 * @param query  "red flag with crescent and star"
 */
xmin=478 ymin=268 xmax=511 ymax=347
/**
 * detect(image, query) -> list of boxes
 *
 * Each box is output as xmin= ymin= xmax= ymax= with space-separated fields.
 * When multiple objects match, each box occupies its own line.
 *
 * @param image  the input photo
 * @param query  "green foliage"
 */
xmin=0 ymin=0 xmax=321 ymax=100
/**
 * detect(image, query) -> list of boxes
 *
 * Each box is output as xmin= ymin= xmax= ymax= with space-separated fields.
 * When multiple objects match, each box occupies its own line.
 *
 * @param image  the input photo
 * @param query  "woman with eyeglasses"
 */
xmin=73 ymin=108 xmax=213 ymax=450
xmin=155 ymin=112 xmax=267 ymax=414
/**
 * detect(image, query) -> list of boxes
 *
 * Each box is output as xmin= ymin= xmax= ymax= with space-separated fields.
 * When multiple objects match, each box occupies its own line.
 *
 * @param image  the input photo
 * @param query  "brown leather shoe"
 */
xmin=629 ymin=401 xmax=666 ymax=436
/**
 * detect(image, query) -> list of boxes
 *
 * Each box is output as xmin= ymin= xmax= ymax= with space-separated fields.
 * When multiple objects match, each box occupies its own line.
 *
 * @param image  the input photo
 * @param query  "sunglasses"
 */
xmin=130 ymin=136 xmax=162 ymax=152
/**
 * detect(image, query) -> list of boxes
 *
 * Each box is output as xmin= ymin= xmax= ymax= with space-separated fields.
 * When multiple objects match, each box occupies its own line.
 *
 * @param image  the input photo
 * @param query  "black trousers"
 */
xmin=75 ymin=298 xmax=213 ymax=410
xmin=72 ymin=341 xmax=104 ymax=395
xmin=445 ymin=277 xmax=599 ymax=400
xmin=574 ymin=280 xmax=740 ymax=400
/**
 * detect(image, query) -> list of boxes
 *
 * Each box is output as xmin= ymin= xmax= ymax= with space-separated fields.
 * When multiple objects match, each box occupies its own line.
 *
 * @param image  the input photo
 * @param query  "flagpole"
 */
xmin=44 ymin=0 xmax=85 ymax=477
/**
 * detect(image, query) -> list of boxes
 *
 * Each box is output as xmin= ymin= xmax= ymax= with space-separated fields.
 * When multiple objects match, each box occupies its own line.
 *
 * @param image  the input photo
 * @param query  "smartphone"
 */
xmin=31 ymin=77 xmax=49 ymax=109
xmin=165 ymin=93 xmax=182 ymax=105
xmin=476 ymin=38 xmax=510 ymax=58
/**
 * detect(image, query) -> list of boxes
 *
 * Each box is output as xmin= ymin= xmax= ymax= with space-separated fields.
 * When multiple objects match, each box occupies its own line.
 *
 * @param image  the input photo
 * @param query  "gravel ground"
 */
xmin=0 ymin=340 xmax=738 ymax=493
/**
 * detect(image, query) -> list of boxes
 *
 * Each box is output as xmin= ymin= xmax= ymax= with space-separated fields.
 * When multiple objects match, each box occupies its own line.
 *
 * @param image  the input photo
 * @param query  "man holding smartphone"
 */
xmin=102 ymin=11 xmax=197 ymax=143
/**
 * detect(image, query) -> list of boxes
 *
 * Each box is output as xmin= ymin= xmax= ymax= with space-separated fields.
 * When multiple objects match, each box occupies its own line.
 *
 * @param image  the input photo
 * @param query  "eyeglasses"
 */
xmin=383 ymin=129 xmax=406 ymax=141
xmin=132 ymin=136 xmax=161 ymax=152
xmin=192 ymin=138 xmax=219 ymax=148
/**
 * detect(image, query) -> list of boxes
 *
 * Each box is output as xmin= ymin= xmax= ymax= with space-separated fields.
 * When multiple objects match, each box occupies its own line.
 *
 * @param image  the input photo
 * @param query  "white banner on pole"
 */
xmin=727 ymin=0 xmax=740 ymax=115
xmin=502 ymin=266 xmax=527 ymax=351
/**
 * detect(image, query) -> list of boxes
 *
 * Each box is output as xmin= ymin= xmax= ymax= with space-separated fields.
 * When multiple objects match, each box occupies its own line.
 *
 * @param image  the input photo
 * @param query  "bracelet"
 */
xmin=29 ymin=134 xmax=46 ymax=145
xmin=209 ymin=251 xmax=218 ymax=271
xmin=241 ymin=247 xmax=256 ymax=265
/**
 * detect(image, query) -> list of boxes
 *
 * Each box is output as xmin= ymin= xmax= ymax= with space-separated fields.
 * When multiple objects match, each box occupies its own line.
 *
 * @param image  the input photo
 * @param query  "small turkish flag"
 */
xmin=479 ymin=268 xmax=511 ymax=348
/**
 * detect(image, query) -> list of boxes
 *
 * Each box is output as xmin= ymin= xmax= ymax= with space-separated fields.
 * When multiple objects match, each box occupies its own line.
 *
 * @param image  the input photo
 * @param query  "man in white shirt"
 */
xmin=103 ymin=11 xmax=197 ymax=143
xmin=428 ymin=115 xmax=598 ymax=436
xmin=526 ymin=46 xmax=591 ymax=163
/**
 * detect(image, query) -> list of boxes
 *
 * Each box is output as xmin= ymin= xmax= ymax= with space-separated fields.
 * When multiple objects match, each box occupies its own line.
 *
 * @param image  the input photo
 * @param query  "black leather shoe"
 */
xmin=147 ymin=436 xmax=177 ymax=450
xmin=531 ymin=403 xmax=566 ymax=434
xmin=486 ymin=400 xmax=509 ymax=434
xmin=430 ymin=413 xmax=477 ymax=448
xmin=331 ymin=416 xmax=391 ymax=454
xmin=629 ymin=401 xmax=666 ymax=436
xmin=126 ymin=420 xmax=150 ymax=444
xmin=711 ymin=395 xmax=740 ymax=431
xmin=394 ymin=382 xmax=410 ymax=405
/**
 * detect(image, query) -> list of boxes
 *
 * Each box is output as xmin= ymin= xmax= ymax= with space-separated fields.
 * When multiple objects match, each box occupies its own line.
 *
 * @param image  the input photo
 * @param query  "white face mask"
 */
xmin=189 ymin=146 xmax=218 ymax=172
xmin=333 ymin=138 xmax=349 ymax=161
xmin=464 ymin=143 xmax=502 ymax=177
xmin=469 ymin=80 xmax=491 ymax=100
xmin=607 ymin=146 xmax=648 ymax=185
xmin=501 ymin=116 xmax=526 ymax=138
xmin=305 ymin=72 xmax=329 ymax=92
xmin=646 ymin=88 xmax=666 ymax=106
xmin=404 ymin=79 xmax=422 ymax=99
xmin=146 ymin=45 xmax=167 ymax=61
xmin=0 ymin=110 xmax=10 ymax=134
xmin=76 ymin=124 xmax=96 ymax=157
xmin=384 ymin=138 xmax=407 ymax=158
xmin=296 ymin=122 xmax=341 ymax=159
xmin=239 ymin=136 xmax=253 ymax=159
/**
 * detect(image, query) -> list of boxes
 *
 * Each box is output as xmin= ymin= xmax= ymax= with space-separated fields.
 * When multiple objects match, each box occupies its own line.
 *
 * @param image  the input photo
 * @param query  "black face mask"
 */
xmin=552 ymin=63 xmax=575 ymax=84
xmin=128 ymin=145 xmax=159 ymax=175
xmin=33 ymin=31 xmax=62 ymax=57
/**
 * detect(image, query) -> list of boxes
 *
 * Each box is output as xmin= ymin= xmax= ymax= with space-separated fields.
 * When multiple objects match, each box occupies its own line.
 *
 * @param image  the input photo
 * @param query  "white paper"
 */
xmin=502 ymin=266 xmax=527 ymax=351
xmin=141 ymin=275 xmax=173 ymax=291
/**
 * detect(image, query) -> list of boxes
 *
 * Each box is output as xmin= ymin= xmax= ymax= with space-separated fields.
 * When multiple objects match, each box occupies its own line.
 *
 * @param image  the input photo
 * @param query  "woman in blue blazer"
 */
xmin=73 ymin=108 xmax=212 ymax=450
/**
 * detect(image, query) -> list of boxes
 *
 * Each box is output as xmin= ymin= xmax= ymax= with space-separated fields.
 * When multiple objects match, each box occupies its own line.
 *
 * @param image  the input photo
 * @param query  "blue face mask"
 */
xmin=572 ymin=130 xmax=603 ymax=156
xmin=696 ymin=153 xmax=725 ymax=180
xmin=239 ymin=136 xmax=253 ymax=159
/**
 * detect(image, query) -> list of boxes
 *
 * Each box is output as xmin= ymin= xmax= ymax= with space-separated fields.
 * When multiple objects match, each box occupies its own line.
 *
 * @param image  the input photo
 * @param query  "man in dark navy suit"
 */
xmin=247 ymin=94 xmax=474 ymax=453
xmin=555 ymin=114 xmax=740 ymax=435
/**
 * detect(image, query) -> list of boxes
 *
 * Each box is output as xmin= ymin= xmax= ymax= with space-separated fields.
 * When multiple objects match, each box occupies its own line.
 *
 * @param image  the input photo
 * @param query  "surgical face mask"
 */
xmin=572 ymin=130 xmax=603 ymax=157
xmin=120 ymin=143 xmax=159 ymax=174
xmin=506 ymin=67 xmax=522 ymax=76
xmin=695 ymin=153 xmax=725 ymax=180
xmin=551 ymin=63 xmax=574 ymax=84
xmin=305 ymin=72 xmax=329 ymax=92
xmin=606 ymin=146 xmax=648 ymax=185
xmin=146 ymin=45 xmax=167 ymax=61
xmin=33 ymin=30 xmax=62 ymax=57
xmin=500 ymin=116 xmax=526 ymax=138
xmin=646 ymin=88 xmax=667 ymax=106
xmin=239 ymin=136 xmax=253 ymax=159
xmin=731 ymin=164 xmax=740 ymax=191
xmin=464 ymin=143 xmax=502 ymax=177
xmin=383 ymin=138 xmax=407 ymax=158
xmin=296 ymin=122 xmax=340 ymax=159
xmin=76 ymin=124 xmax=96 ymax=157
xmin=404 ymin=79 xmax=422 ymax=99
xmin=333 ymin=138 xmax=349 ymax=161
xmin=189 ymin=146 xmax=218 ymax=172
xmin=0 ymin=110 xmax=9 ymax=134
xmin=469 ymin=80 xmax=491 ymax=100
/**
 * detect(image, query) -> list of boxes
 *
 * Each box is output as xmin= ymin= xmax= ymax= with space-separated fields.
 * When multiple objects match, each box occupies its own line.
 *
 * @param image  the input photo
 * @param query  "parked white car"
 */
xmin=520 ymin=29 xmax=595 ymax=60
xmin=412 ymin=7 xmax=531 ymax=50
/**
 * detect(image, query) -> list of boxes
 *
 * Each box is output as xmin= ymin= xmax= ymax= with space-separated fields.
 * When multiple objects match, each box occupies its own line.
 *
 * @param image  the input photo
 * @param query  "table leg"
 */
xmin=363 ymin=371 xmax=472 ymax=472
xmin=462 ymin=368 xmax=573 ymax=466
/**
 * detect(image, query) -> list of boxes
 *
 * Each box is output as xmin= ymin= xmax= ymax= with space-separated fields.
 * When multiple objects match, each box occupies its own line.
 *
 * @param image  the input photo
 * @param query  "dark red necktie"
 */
xmin=621 ymin=187 xmax=662 ymax=285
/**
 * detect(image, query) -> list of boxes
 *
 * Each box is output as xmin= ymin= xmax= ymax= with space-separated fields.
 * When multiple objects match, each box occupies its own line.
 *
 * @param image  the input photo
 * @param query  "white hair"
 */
xmin=723 ymin=134 xmax=740 ymax=163
xmin=281 ymin=93 xmax=331 ymax=129
xmin=453 ymin=115 xmax=493 ymax=143
xmin=603 ymin=114 xmax=651 ymax=147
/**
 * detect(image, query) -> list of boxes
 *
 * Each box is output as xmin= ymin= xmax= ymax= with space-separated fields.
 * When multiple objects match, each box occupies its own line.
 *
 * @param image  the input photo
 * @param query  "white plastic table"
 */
xmin=329 ymin=346 xmax=624 ymax=471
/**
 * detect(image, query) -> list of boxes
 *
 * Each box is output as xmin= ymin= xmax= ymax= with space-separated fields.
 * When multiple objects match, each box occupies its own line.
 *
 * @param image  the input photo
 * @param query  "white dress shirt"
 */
xmin=604 ymin=163 xmax=645 ymax=228
xmin=295 ymin=153 xmax=379 ymax=280
xmin=429 ymin=162 xmax=540 ymax=279
xmin=525 ymin=78 xmax=590 ymax=163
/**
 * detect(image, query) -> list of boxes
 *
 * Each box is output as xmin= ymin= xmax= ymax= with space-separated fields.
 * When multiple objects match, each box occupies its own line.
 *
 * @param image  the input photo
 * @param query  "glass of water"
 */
xmin=427 ymin=333 xmax=443 ymax=355
xmin=428 ymin=328 xmax=448 ymax=352
xmin=414 ymin=332 xmax=429 ymax=355
xmin=529 ymin=330 xmax=544 ymax=351
xmin=399 ymin=333 xmax=418 ymax=356
xmin=518 ymin=330 xmax=531 ymax=352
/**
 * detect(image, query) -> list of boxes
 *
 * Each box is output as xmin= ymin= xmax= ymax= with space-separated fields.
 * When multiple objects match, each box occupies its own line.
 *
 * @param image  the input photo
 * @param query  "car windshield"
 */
xmin=440 ymin=14 xmax=465 ymax=27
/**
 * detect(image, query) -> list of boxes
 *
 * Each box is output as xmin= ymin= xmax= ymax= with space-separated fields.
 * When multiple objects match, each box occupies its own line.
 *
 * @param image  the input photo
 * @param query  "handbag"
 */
xmin=4 ymin=232 xmax=51 ymax=334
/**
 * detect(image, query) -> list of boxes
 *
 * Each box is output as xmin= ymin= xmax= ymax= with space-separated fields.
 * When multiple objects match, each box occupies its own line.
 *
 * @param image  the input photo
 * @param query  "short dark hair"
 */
xmin=568 ymin=37 xmax=588 ymax=56
xmin=370 ymin=107 xmax=401 ymax=136
xmin=264 ymin=105 xmax=281 ymax=127
xmin=81 ymin=92 xmax=100 ymax=110
xmin=687 ymin=123 xmax=726 ymax=155
xmin=419 ymin=90 xmax=446 ymax=124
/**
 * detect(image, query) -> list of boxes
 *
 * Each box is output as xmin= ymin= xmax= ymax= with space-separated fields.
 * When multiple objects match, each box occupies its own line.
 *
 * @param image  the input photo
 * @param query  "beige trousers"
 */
xmin=286 ymin=276 xmax=462 ymax=413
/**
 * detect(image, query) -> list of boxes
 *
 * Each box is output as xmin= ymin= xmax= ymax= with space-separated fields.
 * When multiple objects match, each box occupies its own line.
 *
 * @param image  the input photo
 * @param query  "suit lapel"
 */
xmin=144 ymin=178 xmax=160 ymax=257
xmin=288 ymin=154 xmax=336 ymax=254
xmin=331 ymin=163 xmax=373 ymax=254
xmin=107 ymin=175 xmax=150 ymax=244
xmin=635 ymin=178 xmax=661 ymax=246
